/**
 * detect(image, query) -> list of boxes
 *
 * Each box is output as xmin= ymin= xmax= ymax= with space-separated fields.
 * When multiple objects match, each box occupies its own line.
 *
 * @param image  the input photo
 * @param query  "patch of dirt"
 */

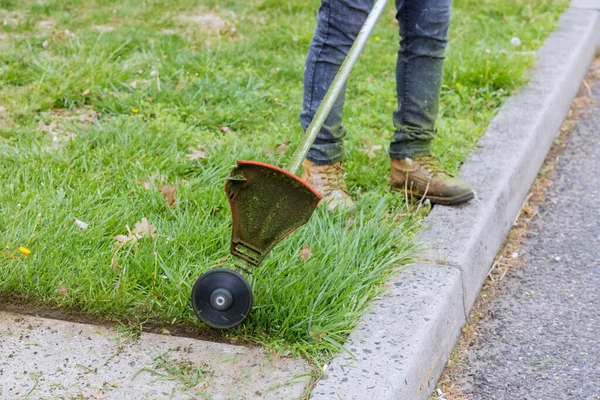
xmin=179 ymin=8 xmax=238 ymax=38
xmin=430 ymin=58 xmax=600 ymax=400
xmin=39 ymin=107 xmax=99 ymax=149
xmin=1 ymin=10 xmax=25 ymax=26
xmin=184 ymin=13 xmax=227 ymax=32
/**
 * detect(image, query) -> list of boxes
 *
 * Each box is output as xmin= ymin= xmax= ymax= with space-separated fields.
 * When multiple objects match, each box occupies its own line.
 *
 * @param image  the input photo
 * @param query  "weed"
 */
xmin=134 ymin=348 xmax=211 ymax=391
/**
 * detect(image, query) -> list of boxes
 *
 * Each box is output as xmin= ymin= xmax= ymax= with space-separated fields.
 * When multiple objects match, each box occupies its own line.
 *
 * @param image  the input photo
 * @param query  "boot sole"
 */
xmin=392 ymin=188 xmax=475 ymax=206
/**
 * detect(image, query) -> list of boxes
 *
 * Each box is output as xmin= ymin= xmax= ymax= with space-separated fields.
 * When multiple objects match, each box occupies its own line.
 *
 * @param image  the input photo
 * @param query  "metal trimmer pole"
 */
xmin=286 ymin=0 xmax=389 ymax=175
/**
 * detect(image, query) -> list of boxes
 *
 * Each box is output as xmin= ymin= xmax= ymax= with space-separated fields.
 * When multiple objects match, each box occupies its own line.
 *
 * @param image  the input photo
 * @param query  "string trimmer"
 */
xmin=191 ymin=0 xmax=389 ymax=329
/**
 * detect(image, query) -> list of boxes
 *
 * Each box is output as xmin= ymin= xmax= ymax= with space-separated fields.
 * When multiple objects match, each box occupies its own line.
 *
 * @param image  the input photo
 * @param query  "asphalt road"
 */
xmin=455 ymin=80 xmax=600 ymax=399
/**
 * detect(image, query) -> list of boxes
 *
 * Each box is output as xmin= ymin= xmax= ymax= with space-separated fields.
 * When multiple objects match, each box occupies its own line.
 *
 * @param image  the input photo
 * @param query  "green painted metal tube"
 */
xmin=286 ymin=0 xmax=389 ymax=175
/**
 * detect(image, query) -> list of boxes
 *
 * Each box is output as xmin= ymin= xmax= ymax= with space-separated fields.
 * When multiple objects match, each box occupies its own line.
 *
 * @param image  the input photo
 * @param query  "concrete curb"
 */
xmin=311 ymin=7 xmax=600 ymax=400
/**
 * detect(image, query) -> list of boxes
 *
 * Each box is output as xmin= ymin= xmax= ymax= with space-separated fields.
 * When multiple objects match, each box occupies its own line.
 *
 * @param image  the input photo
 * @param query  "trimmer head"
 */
xmin=225 ymin=160 xmax=321 ymax=267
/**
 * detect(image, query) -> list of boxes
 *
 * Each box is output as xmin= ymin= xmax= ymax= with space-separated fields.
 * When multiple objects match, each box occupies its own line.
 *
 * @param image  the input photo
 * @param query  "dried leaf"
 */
xmin=159 ymin=328 xmax=171 ymax=335
xmin=74 ymin=218 xmax=88 ymax=229
xmin=137 ymin=178 xmax=151 ymax=190
xmin=133 ymin=217 xmax=157 ymax=238
xmin=572 ymin=97 xmax=595 ymax=109
xmin=137 ymin=173 xmax=166 ymax=190
xmin=57 ymin=283 xmax=69 ymax=297
xmin=217 ymin=257 xmax=227 ymax=264
xmin=264 ymin=139 xmax=289 ymax=156
xmin=82 ymin=89 xmax=91 ymax=96
xmin=160 ymin=184 xmax=177 ymax=207
xmin=112 ymin=218 xmax=156 ymax=246
xmin=359 ymin=144 xmax=383 ymax=159
xmin=110 ymin=253 xmax=122 ymax=271
xmin=187 ymin=146 xmax=207 ymax=161
xmin=299 ymin=244 xmax=314 ymax=261
xmin=112 ymin=234 xmax=135 ymax=245
xmin=218 ymin=126 xmax=232 ymax=134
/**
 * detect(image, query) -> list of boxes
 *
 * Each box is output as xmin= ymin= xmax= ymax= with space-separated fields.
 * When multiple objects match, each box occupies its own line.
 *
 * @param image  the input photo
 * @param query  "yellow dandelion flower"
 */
xmin=375 ymin=36 xmax=381 ymax=41
xmin=18 ymin=247 xmax=31 ymax=256
xmin=131 ymin=107 xmax=139 ymax=114
xmin=456 ymin=82 xmax=462 ymax=87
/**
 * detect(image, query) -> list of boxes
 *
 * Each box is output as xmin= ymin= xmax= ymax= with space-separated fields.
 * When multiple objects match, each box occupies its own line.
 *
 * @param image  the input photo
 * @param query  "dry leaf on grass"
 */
xmin=134 ymin=217 xmax=156 ymax=237
xmin=112 ymin=217 xmax=157 ymax=246
xmin=359 ymin=144 xmax=383 ymax=159
xmin=572 ymin=96 xmax=596 ymax=109
xmin=137 ymin=173 xmax=167 ymax=190
xmin=160 ymin=184 xmax=177 ymax=207
xmin=299 ymin=244 xmax=314 ymax=261
xmin=137 ymin=178 xmax=151 ymax=190
xmin=219 ymin=126 xmax=232 ymax=134
xmin=110 ymin=253 xmax=121 ymax=271
xmin=187 ymin=146 xmax=207 ymax=161
xmin=74 ymin=218 xmax=88 ymax=229
xmin=57 ymin=283 xmax=69 ymax=297
xmin=112 ymin=234 xmax=134 ymax=245
xmin=264 ymin=139 xmax=290 ymax=156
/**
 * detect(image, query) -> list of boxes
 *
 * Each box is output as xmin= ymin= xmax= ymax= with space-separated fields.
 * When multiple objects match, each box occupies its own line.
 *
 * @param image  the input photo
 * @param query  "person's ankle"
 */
xmin=301 ymin=159 xmax=357 ymax=213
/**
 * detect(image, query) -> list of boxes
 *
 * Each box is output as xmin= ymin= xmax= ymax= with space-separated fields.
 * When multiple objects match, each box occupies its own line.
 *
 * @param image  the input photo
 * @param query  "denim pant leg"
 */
xmin=390 ymin=0 xmax=452 ymax=160
xmin=301 ymin=0 xmax=374 ymax=165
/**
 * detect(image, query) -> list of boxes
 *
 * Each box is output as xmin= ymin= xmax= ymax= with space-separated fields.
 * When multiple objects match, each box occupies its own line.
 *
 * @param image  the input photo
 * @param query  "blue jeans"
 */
xmin=300 ymin=0 xmax=452 ymax=164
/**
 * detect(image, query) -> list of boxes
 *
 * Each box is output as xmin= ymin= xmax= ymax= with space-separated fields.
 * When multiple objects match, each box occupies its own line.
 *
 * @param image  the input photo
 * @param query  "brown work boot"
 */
xmin=390 ymin=156 xmax=474 ymax=205
xmin=301 ymin=159 xmax=357 ymax=213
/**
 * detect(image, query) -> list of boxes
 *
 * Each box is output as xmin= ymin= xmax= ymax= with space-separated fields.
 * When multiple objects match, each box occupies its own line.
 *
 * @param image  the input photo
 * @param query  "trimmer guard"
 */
xmin=225 ymin=161 xmax=322 ymax=267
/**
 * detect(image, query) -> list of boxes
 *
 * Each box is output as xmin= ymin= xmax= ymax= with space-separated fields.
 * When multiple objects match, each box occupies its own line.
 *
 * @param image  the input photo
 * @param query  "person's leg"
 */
xmin=390 ymin=0 xmax=474 ymax=205
xmin=301 ymin=0 xmax=374 ymax=165
xmin=390 ymin=0 xmax=451 ymax=159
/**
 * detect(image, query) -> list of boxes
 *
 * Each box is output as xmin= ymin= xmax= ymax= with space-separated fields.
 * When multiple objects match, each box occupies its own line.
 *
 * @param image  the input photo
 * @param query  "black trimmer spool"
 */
xmin=191 ymin=268 xmax=253 ymax=329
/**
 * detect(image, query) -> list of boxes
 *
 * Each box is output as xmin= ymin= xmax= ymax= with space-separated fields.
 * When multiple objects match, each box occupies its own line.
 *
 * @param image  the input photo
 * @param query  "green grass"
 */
xmin=0 ymin=0 xmax=567 ymax=363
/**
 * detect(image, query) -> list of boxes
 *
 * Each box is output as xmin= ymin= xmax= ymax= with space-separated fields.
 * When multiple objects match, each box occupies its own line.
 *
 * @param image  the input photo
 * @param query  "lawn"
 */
xmin=0 ymin=0 xmax=567 ymax=363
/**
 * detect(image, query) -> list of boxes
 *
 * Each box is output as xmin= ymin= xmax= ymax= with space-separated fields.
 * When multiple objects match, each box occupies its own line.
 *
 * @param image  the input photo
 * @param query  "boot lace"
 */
xmin=314 ymin=163 xmax=348 ymax=193
xmin=414 ymin=156 xmax=450 ymax=175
